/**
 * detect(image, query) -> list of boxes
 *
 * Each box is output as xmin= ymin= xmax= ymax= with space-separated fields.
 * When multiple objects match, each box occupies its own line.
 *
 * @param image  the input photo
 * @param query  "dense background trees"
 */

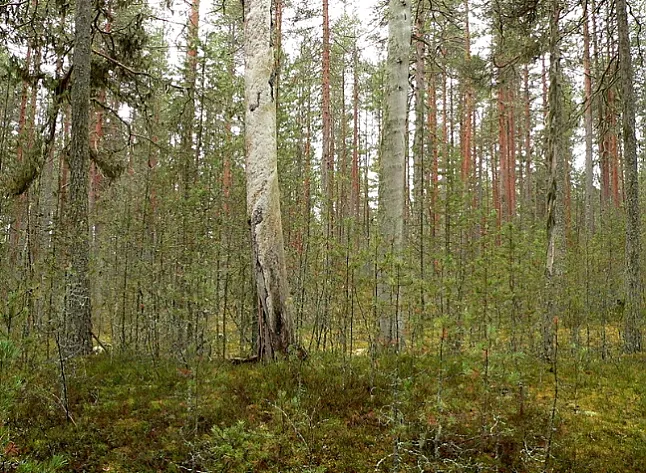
xmin=3 ymin=0 xmax=646 ymax=469
xmin=2 ymin=0 xmax=646 ymax=361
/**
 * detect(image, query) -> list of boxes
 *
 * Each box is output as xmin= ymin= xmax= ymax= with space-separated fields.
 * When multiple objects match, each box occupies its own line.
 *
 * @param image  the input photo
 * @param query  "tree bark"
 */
xmin=617 ymin=0 xmax=642 ymax=352
xmin=428 ymin=70 xmax=439 ymax=240
xmin=583 ymin=0 xmax=594 ymax=234
xmin=497 ymin=86 xmax=508 ymax=222
xmin=543 ymin=0 xmax=565 ymax=361
xmin=461 ymin=0 xmax=472 ymax=185
xmin=321 ymin=0 xmax=332 ymax=202
xmin=378 ymin=0 xmax=411 ymax=348
xmin=65 ymin=0 xmax=93 ymax=356
xmin=351 ymin=47 xmax=360 ymax=219
xmin=523 ymin=64 xmax=532 ymax=212
xmin=413 ymin=8 xmax=426 ymax=316
xmin=244 ymin=0 xmax=295 ymax=360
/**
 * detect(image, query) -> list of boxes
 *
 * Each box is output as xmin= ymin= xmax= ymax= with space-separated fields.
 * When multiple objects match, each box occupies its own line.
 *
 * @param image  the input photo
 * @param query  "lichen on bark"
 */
xmin=244 ymin=0 xmax=294 ymax=360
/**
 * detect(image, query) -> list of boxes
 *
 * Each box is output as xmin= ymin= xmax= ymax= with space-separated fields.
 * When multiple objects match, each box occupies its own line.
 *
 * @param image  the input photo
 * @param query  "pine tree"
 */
xmin=617 ymin=0 xmax=642 ymax=353
xmin=65 ymin=0 xmax=93 ymax=355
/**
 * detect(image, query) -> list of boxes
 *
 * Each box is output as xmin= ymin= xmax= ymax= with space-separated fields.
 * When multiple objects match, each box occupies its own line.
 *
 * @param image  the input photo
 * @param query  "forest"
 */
xmin=1 ymin=0 xmax=646 ymax=470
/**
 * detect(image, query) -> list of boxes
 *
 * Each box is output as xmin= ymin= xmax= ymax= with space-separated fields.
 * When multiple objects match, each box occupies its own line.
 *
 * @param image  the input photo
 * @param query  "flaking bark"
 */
xmin=244 ymin=0 xmax=294 ymax=360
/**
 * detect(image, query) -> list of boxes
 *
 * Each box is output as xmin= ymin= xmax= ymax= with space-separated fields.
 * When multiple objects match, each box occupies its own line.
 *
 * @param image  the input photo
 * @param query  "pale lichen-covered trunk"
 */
xmin=543 ymin=0 xmax=565 ymax=361
xmin=244 ymin=0 xmax=294 ymax=360
xmin=617 ymin=0 xmax=642 ymax=353
xmin=65 ymin=0 xmax=93 ymax=356
xmin=378 ymin=0 xmax=411 ymax=348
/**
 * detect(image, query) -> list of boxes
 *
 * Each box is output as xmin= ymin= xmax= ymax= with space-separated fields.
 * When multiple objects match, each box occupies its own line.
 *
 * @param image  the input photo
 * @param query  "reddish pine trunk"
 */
xmin=609 ymin=89 xmax=620 ymax=208
xmin=180 ymin=0 xmax=200 ymax=191
xmin=523 ymin=65 xmax=532 ymax=206
xmin=188 ymin=0 xmax=199 ymax=68
xmin=492 ymin=140 xmax=501 ymax=237
xmin=600 ymin=120 xmax=610 ymax=205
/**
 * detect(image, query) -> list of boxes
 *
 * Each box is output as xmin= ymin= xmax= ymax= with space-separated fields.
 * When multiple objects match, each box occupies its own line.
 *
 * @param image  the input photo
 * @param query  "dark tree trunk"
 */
xmin=617 ymin=0 xmax=642 ymax=352
xmin=65 ymin=0 xmax=93 ymax=356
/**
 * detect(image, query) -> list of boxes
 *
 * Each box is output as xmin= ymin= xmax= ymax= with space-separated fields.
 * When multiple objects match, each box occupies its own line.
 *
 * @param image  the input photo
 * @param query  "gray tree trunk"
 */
xmin=65 ymin=0 xmax=93 ymax=356
xmin=413 ymin=9 xmax=426 ymax=322
xmin=617 ymin=0 xmax=642 ymax=353
xmin=543 ymin=0 xmax=565 ymax=361
xmin=244 ymin=0 xmax=295 ymax=360
xmin=378 ymin=0 xmax=411 ymax=348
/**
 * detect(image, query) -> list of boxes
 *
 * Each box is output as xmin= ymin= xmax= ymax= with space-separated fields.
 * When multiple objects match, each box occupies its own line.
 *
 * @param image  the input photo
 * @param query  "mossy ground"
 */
xmin=2 ymin=348 xmax=646 ymax=472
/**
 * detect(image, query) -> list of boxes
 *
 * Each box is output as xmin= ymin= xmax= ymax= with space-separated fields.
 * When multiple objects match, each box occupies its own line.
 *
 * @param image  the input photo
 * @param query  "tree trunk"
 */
xmin=244 ymin=0 xmax=295 ymax=360
xmin=223 ymin=22 xmax=235 ymax=216
xmin=523 ymin=65 xmax=532 ymax=213
xmin=413 ymin=9 xmax=426 ymax=317
xmin=543 ymin=0 xmax=565 ymax=361
xmin=507 ymin=86 xmax=516 ymax=218
xmin=351 ymin=47 xmax=360 ymax=219
xmin=378 ymin=0 xmax=411 ymax=348
xmin=321 ymin=0 xmax=332 ymax=202
xmin=617 ymin=0 xmax=642 ymax=352
xmin=583 ymin=0 xmax=594 ymax=234
xmin=497 ymin=86 xmax=508 ymax=222
xmin=65 ymin=0 xmax=93 ymax=356
xmin=428 ymin=71 xmax=439 ymax=240
xmin=176 ymin=0 xmax=200 ymax=349
xmin=461 ymin=0 xmax=472 ymax=185
xmin=9 ymin=46 xmax=32 ymax=267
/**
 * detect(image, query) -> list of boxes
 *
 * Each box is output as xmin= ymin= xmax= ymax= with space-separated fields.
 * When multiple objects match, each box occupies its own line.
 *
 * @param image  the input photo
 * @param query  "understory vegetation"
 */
xmin=3 ymin=0 xmax=646 ymax=470
xmin=2 ymin=344 xmax=646 ymax=472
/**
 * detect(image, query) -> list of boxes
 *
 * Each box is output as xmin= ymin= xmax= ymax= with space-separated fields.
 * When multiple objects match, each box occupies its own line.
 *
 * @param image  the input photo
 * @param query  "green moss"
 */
xmin=4 ymin=352 xmax=646 ymax=471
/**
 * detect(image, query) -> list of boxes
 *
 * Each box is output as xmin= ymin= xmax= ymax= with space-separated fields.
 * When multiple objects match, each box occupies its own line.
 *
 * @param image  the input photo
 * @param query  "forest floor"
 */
xmin=3 ymin=346 xmax=646 ymax=472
